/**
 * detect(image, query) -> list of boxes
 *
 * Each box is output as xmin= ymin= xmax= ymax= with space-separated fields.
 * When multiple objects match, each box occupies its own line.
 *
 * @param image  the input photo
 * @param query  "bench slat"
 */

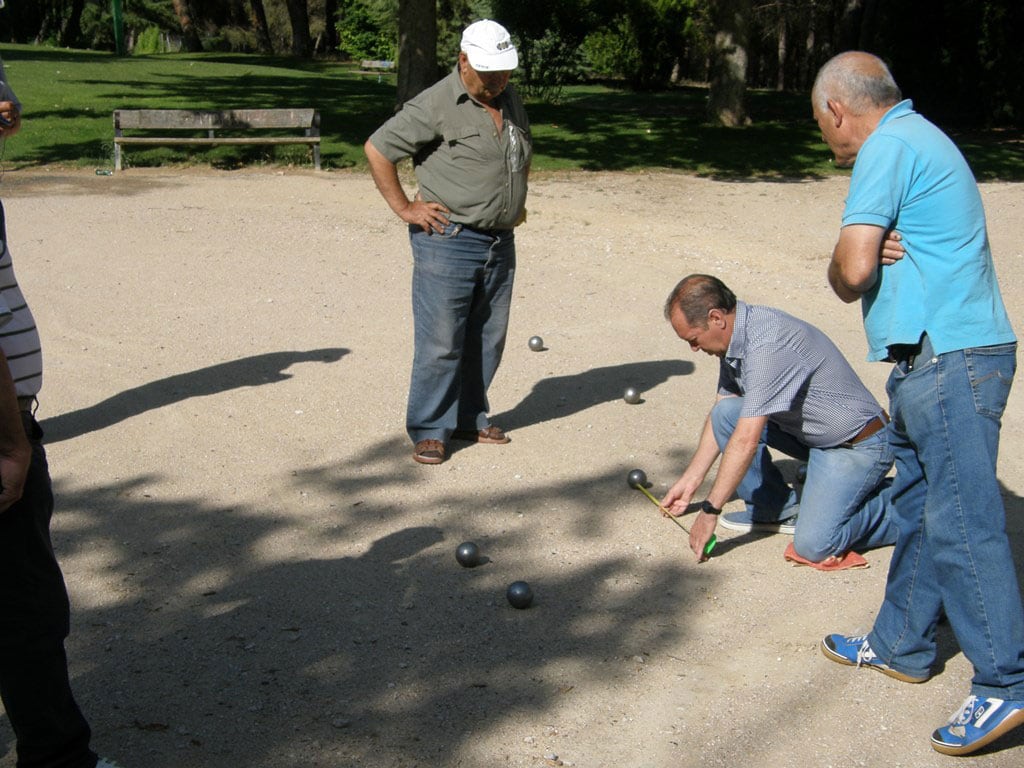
xmin=112 ymin=108 xmax=321 ymax=171
xmin=115 ymin=108 xmax=318 ymax=131
xmin=116 ymin=136 xmax=320 ymax=146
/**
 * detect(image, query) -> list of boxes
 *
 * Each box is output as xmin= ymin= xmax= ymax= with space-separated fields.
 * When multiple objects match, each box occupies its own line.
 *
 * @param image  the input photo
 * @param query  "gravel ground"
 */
xmin=0 ymin=167 xmax=1022 ymax=767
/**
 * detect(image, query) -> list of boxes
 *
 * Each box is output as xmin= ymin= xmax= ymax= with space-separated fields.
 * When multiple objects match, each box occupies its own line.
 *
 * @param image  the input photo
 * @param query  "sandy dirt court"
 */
xmin=0 ymin=166 xmax=1022 ymax=767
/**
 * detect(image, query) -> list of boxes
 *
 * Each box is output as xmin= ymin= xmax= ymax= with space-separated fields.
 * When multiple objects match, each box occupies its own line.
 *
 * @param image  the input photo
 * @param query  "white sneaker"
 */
xmin=719 ymin=509 xmax=798 ymax=535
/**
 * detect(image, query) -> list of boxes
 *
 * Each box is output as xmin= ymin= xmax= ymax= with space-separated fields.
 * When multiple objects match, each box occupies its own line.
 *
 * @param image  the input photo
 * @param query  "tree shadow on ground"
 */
xmin=4 ymin=451 xmax=714 ymax=766
xmin=41 ymin=348 xmax=347 ymax=443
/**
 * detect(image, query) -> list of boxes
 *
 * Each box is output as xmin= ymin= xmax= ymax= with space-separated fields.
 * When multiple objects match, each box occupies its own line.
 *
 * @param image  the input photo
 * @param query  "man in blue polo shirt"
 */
xmin=815 ymin=50 xmax=1024 ymax=756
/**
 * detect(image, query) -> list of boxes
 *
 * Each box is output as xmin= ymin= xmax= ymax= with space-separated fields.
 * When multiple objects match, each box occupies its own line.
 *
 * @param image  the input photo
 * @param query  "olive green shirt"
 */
xmin=369 ymin=66 xmax=531 ymax=230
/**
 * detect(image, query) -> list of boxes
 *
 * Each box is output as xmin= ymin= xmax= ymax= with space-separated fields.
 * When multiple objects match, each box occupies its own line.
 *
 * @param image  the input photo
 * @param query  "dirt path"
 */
xmin=1 ymin=167 xmax=1022 ymax=767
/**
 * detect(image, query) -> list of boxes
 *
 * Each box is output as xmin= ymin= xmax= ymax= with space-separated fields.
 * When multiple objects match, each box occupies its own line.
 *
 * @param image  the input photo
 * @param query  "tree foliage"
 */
xmin=0 ymin=1 xmax=1020 ymax=126
xmin=336 ymin=0 xmax=396 ymax=61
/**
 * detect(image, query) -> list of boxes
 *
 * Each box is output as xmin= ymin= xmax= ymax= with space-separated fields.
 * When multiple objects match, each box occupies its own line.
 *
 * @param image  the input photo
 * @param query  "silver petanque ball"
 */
xmin=528 ymin=335 xmax=544 ymax=352
xmin=623 ymin=386 xmax=641 ymax=404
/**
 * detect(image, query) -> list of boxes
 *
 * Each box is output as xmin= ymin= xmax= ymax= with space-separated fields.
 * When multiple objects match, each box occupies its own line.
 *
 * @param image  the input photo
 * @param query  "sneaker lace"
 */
xmin=852 ymin=635 xmax=877 ymax=668
xmin=949 ymin=695 xmax=980 ymax=727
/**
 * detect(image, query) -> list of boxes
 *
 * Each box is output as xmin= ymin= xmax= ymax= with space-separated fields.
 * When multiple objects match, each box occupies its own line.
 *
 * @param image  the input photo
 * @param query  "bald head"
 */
xmin=812 ymin=52 xmax=901 ymax=116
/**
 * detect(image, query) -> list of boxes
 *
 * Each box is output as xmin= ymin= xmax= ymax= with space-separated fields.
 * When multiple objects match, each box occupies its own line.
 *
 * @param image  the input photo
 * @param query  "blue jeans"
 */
xmin=406 ymin=223 xmax=515 ymax=443
xmin=711 ymin=396 xmax=895 ymax=560
xmin=867 ymin=337 xmax=1024 ymax=698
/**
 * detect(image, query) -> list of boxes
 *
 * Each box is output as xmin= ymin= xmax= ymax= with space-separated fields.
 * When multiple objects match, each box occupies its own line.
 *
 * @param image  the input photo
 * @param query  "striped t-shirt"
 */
xmin=718 ymin=302 xmax=883 ymax=448
xmin=0 ymin=58 xmax=42 ymax=398
xmin=0 ymin=202 xmax=42 ymax=398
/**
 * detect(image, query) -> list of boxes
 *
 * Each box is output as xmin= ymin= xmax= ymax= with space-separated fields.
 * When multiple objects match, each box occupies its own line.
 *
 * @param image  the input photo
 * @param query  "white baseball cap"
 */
xmin=461 ymin=20 xmax=518 ymax=72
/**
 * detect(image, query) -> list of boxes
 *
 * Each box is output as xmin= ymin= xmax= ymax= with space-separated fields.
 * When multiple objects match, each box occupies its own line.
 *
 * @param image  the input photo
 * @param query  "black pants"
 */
xmin=0 ymin=413 xmax=96 ymax=768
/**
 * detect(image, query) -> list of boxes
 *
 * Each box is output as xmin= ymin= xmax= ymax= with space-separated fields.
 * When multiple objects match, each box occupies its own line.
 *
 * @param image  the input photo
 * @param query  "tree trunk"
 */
xmin=284 ymin=0 xmax=313 ymax=58
xmin=171 ymin=0 xmax=204 ymax=52
xmin=799 ymin=0 xmax=817 ymax=90
xmin=838 ymin=0 xmax=880 ymax=50
xmin=776 ymin=13 xmax=787 ymax=91
xmin=58 ymin=0 xmax=86 ymax=48
xmin=321 ymin=0 xmax=340 ymax=54
xmin=249 ymin=0 xmax=274 ymax=53
xmin=397 ymin=0 xmax=438 ymax=108
xmin=707 ymin=0 xmax=752 ymax=126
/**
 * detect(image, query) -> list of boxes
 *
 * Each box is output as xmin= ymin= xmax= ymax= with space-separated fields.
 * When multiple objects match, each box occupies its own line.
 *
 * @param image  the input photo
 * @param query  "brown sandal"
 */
xmin=413 ymin=439 xmax=446 ymax=464
xmin=451 ymin=425 xmax=510 ymax=444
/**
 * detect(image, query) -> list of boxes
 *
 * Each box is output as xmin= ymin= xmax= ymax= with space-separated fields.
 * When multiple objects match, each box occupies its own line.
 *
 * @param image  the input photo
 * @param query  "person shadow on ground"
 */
xmin=493 ymin=359 xmax=694 ymax=431
xmin=41 ymin=348 xmax=348 ymax=443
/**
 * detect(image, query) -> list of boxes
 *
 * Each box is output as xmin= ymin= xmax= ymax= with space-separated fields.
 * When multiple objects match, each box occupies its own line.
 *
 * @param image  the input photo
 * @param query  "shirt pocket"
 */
xmin=442 ymin=126 xmax=485 ymax=163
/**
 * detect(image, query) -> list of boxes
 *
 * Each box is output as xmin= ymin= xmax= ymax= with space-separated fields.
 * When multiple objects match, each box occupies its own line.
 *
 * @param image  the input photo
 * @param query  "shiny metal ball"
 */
xmin=506 ymin=580 xmax=533 ymax=609
xmin=627 ymin=468 xmax=648 ymax=489
xmin=455 ymin=541 xmax=482 ymax=568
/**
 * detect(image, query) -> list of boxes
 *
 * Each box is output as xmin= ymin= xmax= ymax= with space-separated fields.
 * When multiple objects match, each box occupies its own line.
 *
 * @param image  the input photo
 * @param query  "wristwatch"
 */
xmin=699 ymin=499 xmax=721 ymax=516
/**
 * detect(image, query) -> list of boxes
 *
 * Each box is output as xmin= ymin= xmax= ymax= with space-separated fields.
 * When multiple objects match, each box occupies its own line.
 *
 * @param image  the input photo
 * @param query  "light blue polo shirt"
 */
xmin=842 ymin=100 xmax=1015 ymax=361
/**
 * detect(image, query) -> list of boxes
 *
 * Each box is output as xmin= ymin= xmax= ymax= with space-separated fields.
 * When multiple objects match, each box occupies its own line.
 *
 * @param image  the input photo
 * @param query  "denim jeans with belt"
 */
xmin=406 ymin=222 xmax=515 ymax=443
xmin=711 ymin=396 xmax=895 ymax=560
xmin=867 ymin=336 xmax=1024 ymax=698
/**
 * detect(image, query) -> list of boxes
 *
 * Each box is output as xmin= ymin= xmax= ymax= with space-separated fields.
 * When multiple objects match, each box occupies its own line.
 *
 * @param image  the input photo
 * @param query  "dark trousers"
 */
xmin=0 ymin=414 xmax=96 ymax=768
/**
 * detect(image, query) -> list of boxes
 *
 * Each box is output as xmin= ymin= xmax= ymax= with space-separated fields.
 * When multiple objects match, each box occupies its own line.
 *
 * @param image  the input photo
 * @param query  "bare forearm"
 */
xmin=662 ymin=411 xmax=721 ymax=513
xmin=707 ymin=434 xmax=758 ymax=510
xmin=364 ymin=140 xmax=411 ymax=216
xmin=0 ymin=350 xmax=31 ymax=513
xmin=828 ymin=254 xmax=865 ymax=303
xmin=828 ymin=224 xmax=886 ymax=302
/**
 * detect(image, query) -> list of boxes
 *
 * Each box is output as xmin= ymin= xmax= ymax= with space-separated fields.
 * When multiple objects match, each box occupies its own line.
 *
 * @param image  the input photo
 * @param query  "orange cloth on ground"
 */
xmin=783 ymin=541 xmax=868 ymax=571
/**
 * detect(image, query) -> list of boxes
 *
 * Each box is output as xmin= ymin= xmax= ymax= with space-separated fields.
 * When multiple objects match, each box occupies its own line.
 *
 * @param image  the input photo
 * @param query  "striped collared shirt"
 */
xmin=718 ymin=302 xmax=882 ymax=448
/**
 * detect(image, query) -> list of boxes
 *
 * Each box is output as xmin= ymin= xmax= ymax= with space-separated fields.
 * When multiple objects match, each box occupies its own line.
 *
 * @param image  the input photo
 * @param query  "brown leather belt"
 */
xmin=841 ymin=413 xmax=888 ymax=448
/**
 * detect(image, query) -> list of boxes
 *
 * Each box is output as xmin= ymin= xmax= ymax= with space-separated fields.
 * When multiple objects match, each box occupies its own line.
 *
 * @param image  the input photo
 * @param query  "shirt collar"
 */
xmin=878 ymin=99 xmax=915 ymax=128
xmin=447 ymin=65 xmax=471 ymax=104
xmin=448 ymin=63 xmax=504 ymax=110
xmin=725 ymin=301 xmax=749 ymax=363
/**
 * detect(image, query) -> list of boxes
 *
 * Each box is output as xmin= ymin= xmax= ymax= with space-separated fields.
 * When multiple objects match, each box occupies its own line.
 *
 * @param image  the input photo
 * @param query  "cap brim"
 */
xmin=465 ymin=48 xmax=519 ymax=72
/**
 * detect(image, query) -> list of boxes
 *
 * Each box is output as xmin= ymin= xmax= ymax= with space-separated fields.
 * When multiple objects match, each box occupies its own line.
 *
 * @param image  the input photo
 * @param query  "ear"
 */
xmin=708 ymin=308 xmax=725 ymax=328
xmin=826 ymin=99 xmax=843 ymax=127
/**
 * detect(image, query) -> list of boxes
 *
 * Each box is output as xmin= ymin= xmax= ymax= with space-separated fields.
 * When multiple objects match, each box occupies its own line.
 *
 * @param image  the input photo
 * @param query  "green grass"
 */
xmin=2 ymin=44 xmax=1021 ymax=179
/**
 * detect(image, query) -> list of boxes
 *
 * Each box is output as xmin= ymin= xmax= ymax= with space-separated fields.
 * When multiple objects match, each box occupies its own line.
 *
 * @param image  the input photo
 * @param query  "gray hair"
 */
xmin=812 ymin=51 xmax=901 ymax=115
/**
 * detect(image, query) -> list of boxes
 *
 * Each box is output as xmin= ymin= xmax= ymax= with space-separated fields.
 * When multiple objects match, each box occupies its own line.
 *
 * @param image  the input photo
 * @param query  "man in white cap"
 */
xmin=365 ymin=19 xmax=531 ymax=465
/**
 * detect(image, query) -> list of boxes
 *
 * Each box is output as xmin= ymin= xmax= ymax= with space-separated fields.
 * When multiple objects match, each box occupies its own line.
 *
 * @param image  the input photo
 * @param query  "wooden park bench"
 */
xmin=113 ymin=108 xmax=321 ymax=171
xmin=359 ymin=59 xmax=395 ymax=72
xmin=359 ymin=60 xmax=394 ymax=83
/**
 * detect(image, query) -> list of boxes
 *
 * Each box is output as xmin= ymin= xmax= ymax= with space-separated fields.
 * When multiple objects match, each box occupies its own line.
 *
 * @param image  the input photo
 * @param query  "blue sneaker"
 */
xmin=719 ymin=508 xmax=797 ymax=535
xmin=931 ymin=696 xmax=1024 ymax=756
xmin=820 ymin=633 xmax=929 ymax=684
